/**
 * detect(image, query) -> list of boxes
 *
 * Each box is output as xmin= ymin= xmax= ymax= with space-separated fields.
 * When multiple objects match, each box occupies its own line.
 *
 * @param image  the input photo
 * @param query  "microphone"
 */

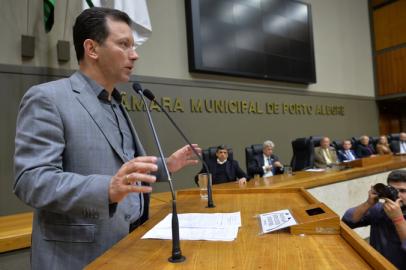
xmin=132 ymin=83 xmax=185 ymax=263
xmin=142 ymin=88 xmax=215 ymax=208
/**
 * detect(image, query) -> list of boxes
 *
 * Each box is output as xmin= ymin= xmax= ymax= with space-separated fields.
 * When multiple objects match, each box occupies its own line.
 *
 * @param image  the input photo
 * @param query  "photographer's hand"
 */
xmin=350 ymin=187 xmax=379 ymax=223
xmin=367 ymin=187 xmax=379 ymax=206
xmin=383 ymin=198 xmax=403 ymax=220
xmin=384 ymin=198 xmax=406 ymax=245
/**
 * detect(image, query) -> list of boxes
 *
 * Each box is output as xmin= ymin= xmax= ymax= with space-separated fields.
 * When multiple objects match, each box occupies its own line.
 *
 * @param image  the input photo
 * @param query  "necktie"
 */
xmin=401 ymin=142 xmax=406 ymax=153
xmin=346 ymin=150 xmax=354 ymax=160
xmin=324 ymin=149 xmax=332 ymax=164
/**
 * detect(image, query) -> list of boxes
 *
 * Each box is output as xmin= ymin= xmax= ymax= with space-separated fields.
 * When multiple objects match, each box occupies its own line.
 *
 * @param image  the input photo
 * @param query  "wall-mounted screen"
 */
xmin=185 ymin=0 xmax=316 ymax=84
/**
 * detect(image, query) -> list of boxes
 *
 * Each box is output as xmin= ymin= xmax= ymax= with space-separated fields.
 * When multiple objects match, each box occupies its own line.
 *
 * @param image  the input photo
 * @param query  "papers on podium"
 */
xmin=258 ymin=209 xmax=297 ymax=234
xmin=305 ymin=168 xmax=325 ymax=172
xmin=142 ymin=212 xmax=241 ymax=241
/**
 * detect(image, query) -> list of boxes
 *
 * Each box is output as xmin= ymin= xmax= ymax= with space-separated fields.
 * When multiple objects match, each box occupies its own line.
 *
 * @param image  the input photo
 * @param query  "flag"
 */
xmin=44 ymin=0 xmax=57 ymax=33
xmin=83 ymin=0 xmax=152 ymax=46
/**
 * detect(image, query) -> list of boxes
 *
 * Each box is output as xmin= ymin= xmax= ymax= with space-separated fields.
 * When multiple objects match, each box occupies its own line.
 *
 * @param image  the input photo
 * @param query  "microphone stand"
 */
xmin=142 ymin=89 xmax=215 ymax=208
xmin=133 ymin=85 xmax=185 ymax=263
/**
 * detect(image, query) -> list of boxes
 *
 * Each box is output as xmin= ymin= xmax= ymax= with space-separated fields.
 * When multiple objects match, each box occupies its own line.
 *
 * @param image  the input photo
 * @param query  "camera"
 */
xmin=373 ymin=183 xmax=399 ymax=201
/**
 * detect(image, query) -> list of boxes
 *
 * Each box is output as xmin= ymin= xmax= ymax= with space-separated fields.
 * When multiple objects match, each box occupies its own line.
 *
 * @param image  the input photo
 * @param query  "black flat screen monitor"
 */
xmin=185 ymin=0 xmax=316 ymax=84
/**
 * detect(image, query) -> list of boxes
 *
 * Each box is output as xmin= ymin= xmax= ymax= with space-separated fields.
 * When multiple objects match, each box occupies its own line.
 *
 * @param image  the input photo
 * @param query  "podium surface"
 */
xmin=86 ymin=189 xmax=395 ymax=270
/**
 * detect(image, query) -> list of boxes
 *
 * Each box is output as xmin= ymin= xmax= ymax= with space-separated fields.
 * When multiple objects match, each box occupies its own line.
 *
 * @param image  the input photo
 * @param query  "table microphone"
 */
xmin=132 ymin=83 xmax=185 ymax=263
xmin=141 ymin=88 xmax=215 ymax=208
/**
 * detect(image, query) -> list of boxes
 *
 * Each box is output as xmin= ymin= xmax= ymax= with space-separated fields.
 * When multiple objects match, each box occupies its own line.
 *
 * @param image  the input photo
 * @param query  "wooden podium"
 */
xmin=86 ymin=188 xmax=395 ymax=270
xmin=344 ymin=155 xmax=392 ymax=168
xmin=289 ymin=203 xmax=340 ymax=235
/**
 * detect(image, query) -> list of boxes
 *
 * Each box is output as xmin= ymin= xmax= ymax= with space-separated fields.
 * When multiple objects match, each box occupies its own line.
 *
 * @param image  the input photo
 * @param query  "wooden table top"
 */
xmin=86 ymin=189 xmax=395 ymax=270
xmin=215 ymin=155 xmax=406 ymax=190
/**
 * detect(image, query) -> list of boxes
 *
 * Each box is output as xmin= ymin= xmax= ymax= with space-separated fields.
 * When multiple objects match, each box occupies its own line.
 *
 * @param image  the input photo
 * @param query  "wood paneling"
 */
xmin=376 ymin=47 xmax=406 ymax=96
xmin=373 ymin=0 xmax=406 ymax=51
xmin=378 ymin=110 xmax=401 ymax=135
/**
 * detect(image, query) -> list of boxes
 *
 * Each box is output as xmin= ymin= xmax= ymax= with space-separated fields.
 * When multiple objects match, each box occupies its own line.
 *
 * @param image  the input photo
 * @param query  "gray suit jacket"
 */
xmin=14 ymin=72 xmax=164 ymax=269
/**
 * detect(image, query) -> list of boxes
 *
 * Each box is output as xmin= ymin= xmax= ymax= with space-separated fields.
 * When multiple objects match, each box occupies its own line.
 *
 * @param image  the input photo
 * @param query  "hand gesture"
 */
xmin=166 ymin=144 xmax=201 ymax=173
xmin=273 ymin=161 xmax=282 ymax=168
xmin=109 ymin=156 xmax=158 ymax=203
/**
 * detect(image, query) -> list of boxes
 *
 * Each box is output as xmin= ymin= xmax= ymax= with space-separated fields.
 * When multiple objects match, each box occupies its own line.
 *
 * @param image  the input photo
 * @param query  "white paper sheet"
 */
xmin=305 ymin=168 xmax=326 ymax=172
xmin=142 ymin=212 xmax=241 ymax=241
xmin=258 ymin=209 xmax=297 ymax=234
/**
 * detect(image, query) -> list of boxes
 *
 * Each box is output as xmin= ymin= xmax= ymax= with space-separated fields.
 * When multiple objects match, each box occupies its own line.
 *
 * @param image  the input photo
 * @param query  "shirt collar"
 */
xmin=217 ymin=159 xmax=227 ymax=165
xmin=78 ymin=71 xmax=122 ymax=103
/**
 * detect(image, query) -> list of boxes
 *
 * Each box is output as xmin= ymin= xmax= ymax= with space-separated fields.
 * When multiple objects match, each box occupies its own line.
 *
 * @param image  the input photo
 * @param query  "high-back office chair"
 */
xmin=245 ymin=144 xmax=263 ymax=179
xmin=370 ymin=136 xmax=380 ymax=149
xmin=202 ymin=146 xmax=234 ymax=164
xmin=389 ymin=133 xmax=400 ymax=143
xmin=290 ymin=137 xmax=314 ymax=171
xmin=310 ymin=136 xmax=323 ymax=148
xmin=389 ymin=133 xmax=400 ymax=152
xmin=332 ymin=140 xmax=343 ymax=151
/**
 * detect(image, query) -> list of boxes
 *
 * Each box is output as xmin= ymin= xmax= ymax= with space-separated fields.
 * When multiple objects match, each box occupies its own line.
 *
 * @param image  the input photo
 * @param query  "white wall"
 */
xmin=0 ymin=0 xmax=374 ymax=97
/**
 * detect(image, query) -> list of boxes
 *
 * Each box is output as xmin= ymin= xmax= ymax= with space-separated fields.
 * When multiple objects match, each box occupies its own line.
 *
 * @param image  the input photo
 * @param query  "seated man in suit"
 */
xmin=247 ymin=140 xmax=284 ymax=177
xmin=355 ymin=135 xmax=376 ymax=158
xmin=337 ymin=140 xmax=358 ymax=162
xmin=314 ymin=137 xmax=338 ymax=168
xmin=196 ymin=145 xmax=247 ymax=185
xmin=391 ymin=132 xmax=406 ymax=154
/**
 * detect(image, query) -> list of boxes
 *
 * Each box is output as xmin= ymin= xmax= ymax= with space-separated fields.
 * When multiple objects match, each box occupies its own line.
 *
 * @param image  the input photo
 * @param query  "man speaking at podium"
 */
xmin=13 ymin=7 xmax=198 ymax=270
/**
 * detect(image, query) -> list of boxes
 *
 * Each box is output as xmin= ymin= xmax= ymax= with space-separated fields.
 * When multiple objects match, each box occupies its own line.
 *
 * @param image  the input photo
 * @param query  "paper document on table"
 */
xmin=142 ymin=212 xmax=241 ymax=241
xmin=305 ymin=168 xmax=325 ymax=172
xmin=258 ymin=209 xmax=297 ymax=234
xmin=142 ymin=226 xmax=239 ymax=241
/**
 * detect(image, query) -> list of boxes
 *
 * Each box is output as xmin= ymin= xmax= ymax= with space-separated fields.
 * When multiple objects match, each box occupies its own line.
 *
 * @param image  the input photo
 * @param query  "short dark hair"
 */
xmin=216 ymin=145 xmax=228 ymax=152
xmin=73 ymin=7 xmax=131 ymax=62
xmin=387 ymin=170 xmax=406 ymax=184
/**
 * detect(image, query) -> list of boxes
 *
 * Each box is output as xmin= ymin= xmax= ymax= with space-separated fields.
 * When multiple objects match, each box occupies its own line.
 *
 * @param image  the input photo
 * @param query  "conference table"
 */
xmin=86 ymin=155 xmax=406 ymax=269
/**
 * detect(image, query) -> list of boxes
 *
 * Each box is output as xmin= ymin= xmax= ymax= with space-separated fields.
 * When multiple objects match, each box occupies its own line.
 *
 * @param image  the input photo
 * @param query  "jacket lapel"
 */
xmin=69 ymin=72 xmax=127 ymax=163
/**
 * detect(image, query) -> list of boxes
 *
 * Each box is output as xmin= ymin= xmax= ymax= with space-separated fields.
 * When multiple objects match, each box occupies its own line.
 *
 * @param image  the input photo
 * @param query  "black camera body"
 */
xmin=373 ymin=183 xmax=399 ymax=201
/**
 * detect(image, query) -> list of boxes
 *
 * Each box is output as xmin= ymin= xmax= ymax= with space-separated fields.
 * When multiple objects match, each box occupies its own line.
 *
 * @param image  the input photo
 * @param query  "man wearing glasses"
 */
xmin=342 ymin=170 xmax=406 ymax=269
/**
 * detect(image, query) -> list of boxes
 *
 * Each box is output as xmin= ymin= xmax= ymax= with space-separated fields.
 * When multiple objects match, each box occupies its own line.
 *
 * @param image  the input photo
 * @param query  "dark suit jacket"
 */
xmin=337 ymin=149 xmax=357 ymax=162
xmin=195 ymin=159 xmax=247 ymax=185
xmin=247 ymin=154 xmax=283 ymax=177
xmin=390 ymin=141 xmax=406 ymax=154
xmin=355 ymin=144 xmax=376 ymax=158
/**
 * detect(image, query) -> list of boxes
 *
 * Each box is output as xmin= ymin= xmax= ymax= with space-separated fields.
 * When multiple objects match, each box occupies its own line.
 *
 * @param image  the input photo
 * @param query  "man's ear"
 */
xmin=83 ymin=39 xmax=99 ymax=60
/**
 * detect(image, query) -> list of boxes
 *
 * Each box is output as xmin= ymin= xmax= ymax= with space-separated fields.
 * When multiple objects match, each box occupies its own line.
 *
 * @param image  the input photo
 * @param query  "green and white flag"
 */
xmin=44 ymin=0 xmax=56 ymax=33
xmin=83 ymin=0 xmax=152 ymax=46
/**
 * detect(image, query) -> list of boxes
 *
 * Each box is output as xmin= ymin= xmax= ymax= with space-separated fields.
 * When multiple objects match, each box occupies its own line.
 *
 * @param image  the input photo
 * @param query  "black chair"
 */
xmin=245 ymin=144 xmax=263 ymax=179
xmin=370 ymin=136 xmax=380 ymax=149
xmin=332 ymin=140 xmax=343 ymax=151
xmin=202 ymin=146 xmax=234 ymax=164
xmin=310 ymin=136 xmax=323 ymax=147
xmin=290 ymin=137 xmax=314 ymax=171
xmin=389 ymin=133 xmax=400 ymax=143
xmin=389 ymin=134 xmax=400 ymax=153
